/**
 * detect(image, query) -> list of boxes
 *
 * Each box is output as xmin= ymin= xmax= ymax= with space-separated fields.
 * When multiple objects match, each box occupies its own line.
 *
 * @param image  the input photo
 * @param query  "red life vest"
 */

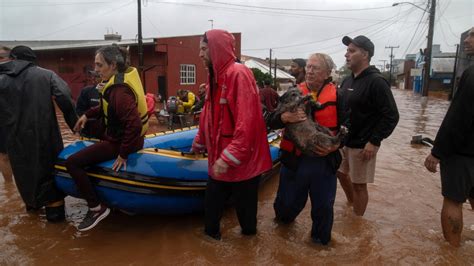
xmin=280 ymin=82 xmax=338 ymax=155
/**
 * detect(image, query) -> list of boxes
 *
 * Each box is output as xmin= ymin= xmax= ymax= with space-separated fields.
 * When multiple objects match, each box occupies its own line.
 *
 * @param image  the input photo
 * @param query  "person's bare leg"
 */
xmin=441 ymin=197 xmax=463 ymax=247
xmin=0 ymin=153 xmax=13 ymax=182
xmin=337 ymin=171 xmax=353 ymax=204
xmin=352 ymin=183 xmax=368 ymax=216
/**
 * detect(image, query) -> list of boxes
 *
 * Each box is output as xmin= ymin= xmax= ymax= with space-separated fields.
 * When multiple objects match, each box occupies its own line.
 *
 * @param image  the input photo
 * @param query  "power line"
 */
xmin=401 ymin=3 xmax=429 ymax=57
xmin=1 ymin=1 xmax=118 ymax=7
xmin=32 ymin=0 xmax=134 ymax=39
xmin=210 ymin=1 xmax=395 ymax=12
xmin=143 ymin=13 xmax=163 ymax=36
xmin=150 ymin=1 xmax=419 ymax=24
xmin=277 ymin=9 xmax=412 ymax=55
xmin=243 ymin=10 xmax=411 ymax=51
xmin=441 ymin=17 xmax=460 ymax=39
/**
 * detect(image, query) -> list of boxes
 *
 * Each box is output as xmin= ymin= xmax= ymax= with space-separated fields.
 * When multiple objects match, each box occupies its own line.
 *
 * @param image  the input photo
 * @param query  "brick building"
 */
xmin=1 ymin=33 xmax=241 ymax=100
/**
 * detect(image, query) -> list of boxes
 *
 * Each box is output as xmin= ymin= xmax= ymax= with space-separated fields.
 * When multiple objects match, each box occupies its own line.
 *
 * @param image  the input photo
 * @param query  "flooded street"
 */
xmin=1 ymin=89 xmax=473 ymax=264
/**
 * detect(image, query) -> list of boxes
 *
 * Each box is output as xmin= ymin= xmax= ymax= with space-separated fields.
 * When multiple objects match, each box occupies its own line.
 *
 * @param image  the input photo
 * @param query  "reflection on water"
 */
xmin=1 ymin=89 xmax=473 ymax=264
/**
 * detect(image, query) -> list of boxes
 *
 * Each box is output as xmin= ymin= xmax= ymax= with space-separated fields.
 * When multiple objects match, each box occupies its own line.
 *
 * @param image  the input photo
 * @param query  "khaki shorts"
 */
xmin=338 ymin=147 xmax=377 ymax=184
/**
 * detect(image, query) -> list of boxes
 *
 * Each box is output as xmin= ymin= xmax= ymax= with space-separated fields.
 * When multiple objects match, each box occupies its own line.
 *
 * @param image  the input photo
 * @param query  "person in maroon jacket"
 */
xmin=259 ymin=80 xmax=280 ymax=113
xmin=66 ymin=45 xmax=146 ymax=232
xmin=192 ymin=29 xmax=272 ymax=240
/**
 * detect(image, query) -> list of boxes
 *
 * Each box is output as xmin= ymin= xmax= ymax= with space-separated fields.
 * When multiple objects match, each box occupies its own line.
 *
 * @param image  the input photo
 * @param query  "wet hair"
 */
xmin=96 ymin=44 xmax=129 ymax=72
xmin=177 ymin=89 xmax=188 ymax=97
xmin=292 ymin=58 xmax=306 ymax=68
xmin=308 ymin=53 xmax=335 ymax=75
xmin=202 ymin=32 xmax=208 ymax=43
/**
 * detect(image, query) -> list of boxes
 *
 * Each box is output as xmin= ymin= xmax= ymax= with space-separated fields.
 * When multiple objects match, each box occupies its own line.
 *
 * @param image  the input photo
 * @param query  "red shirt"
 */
xmin=259 ymin=87 xmax=279 ymax=112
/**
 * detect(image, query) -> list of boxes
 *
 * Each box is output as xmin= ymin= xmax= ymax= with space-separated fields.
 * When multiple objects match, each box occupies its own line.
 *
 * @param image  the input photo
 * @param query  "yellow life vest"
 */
xmin=100 ymin=67 xmax=149 ymax=136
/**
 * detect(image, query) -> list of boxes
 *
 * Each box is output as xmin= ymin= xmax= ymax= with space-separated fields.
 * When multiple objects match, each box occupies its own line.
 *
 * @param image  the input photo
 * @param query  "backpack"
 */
xmin=167 ymin=96 xmax=179 ymax=113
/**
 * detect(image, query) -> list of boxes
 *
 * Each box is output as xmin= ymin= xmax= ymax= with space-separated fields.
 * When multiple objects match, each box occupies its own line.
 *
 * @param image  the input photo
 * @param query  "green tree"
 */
xmin=338 ymin=65 xmax=351 ymax=79
xmin=251 ymin=68 xmax=272 ymax=87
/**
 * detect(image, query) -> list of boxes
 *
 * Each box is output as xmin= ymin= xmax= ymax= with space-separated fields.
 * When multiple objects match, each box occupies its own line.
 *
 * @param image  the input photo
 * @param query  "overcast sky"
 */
xmin=0 ymin=0 xmax=472 ymax=69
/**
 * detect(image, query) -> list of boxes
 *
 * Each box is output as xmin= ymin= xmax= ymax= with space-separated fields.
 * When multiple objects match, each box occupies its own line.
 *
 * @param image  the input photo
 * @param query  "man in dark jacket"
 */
xmin=0 ymin=46 xmax=77 ymax=222
xmin=337 ymin=36 xmax=399 ymax=216
xmin=192 ymin=83 xmax=207 ymax=112
xmin=76 ymin=70 xmax=100 ymax=117
xmin=76 ymin=70 xmax=101 ymax=138
xmin=424 ymin=27 xmax=474 ymax=247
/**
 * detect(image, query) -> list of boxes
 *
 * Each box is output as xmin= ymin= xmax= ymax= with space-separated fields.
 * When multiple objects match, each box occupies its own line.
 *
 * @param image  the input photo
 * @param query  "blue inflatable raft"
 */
xmin=54 ymin=127 xmax=281 ymax=214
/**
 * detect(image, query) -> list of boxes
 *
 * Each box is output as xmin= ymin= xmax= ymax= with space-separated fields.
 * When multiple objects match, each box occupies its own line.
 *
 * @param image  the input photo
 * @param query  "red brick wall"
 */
xmin=33 ymin=33 xmax=241 ymax=101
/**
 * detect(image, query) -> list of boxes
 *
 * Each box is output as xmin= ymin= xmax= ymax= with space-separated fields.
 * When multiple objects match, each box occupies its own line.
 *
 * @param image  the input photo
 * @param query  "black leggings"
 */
xmin=65 ymin=141 xmax=121 ymax=208
xmin=204 ymin=176 xmax=260 ymax=236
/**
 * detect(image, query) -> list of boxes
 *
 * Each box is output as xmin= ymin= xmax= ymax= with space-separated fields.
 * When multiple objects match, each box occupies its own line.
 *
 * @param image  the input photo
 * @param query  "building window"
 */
xmin=180 ymin=64 xmax=195 ymax=85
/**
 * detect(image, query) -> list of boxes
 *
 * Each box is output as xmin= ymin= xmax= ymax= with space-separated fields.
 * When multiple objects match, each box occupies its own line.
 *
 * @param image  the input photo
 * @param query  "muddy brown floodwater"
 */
xmin=1 ymin=89 xmax=473 ymax=265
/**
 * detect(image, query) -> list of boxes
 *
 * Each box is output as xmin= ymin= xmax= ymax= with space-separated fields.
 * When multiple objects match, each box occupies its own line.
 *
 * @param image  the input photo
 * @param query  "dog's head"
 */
xmin=279 ymin=88 xmax=303 ymax=105
xmin=277 ymin=88 xmax=312 ymax=113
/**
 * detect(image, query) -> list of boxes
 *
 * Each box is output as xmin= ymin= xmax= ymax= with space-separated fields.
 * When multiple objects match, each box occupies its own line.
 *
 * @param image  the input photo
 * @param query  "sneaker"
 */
xmin=77 ymin=205 xmax=110 ymax=232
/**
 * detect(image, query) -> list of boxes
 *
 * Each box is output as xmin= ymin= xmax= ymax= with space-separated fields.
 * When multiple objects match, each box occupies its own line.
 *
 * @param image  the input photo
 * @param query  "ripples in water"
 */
xmin=0 ymin=89 xmax=473 ymax=264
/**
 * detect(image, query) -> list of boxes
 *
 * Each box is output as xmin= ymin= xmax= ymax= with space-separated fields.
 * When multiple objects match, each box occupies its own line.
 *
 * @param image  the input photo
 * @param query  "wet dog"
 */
xmin=276 ymin=88 xmax=347 ymax=156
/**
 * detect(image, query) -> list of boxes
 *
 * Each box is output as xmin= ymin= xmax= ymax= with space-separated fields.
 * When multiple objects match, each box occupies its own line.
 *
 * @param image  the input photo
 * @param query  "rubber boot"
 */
xmin=45 ymin=200 xmax=65 ymax=223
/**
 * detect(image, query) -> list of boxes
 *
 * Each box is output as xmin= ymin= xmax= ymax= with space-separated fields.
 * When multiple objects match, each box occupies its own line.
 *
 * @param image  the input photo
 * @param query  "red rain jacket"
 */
xmin=193 ymin=29 xmax=272 ymax=181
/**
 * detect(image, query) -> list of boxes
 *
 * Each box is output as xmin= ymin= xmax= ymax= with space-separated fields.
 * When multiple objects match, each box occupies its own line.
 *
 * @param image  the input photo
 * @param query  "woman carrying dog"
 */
xmin=268 ymin=53 xmax=346 ymax=245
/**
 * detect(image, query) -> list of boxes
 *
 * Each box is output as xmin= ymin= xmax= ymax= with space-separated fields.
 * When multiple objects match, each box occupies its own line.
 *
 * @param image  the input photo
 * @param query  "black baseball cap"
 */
xmin=342 ymin=35 xmax=374 ymax=58
xmin=10 ymin=45 xmax=37 ymax=62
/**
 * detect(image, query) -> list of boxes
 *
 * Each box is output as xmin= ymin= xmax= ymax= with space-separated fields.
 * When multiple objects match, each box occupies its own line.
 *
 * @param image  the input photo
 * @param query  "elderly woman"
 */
xmin=66 ymin=45 xmax=149 ymax=231
xmin=268 ymin=53 xmax=345 ymax=245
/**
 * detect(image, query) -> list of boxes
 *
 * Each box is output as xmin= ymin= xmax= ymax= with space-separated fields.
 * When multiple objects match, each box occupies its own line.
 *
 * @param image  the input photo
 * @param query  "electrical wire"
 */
xmin=1 ymin=1 xmax=118 ymax=7
xmin=401 ymin=2 xmax=429 ymax=57
xmin=243 ymin=9 xmax=412 ymax=51
xmin=149 ymin=0 xmax=417 ymax=23
xmin=31 ymin=0 xmax=134 ymax=39
xmin=210 ymin=1 xmax=395 ymax=12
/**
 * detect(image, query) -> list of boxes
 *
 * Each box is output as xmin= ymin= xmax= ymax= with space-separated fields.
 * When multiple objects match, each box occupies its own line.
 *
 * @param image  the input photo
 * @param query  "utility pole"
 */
xmin=269 ymin=49 xmax=272 ymax=80
xmin=450 ymin=44 xmax=460 ymax=100
xmin=379 ymin=59 xmax=388 ymax=71
xmin=208 ymin=19 xmax=214 ymax=29
xmin=137 ymin=0 xmax=144 ymax=90
xmin=274 ymin=58 xmax=277 ymax=88
xmin=385 ymin=45 xmax=399 ymax=86
xmin=422 ymin=0 xmax=436 ymax=97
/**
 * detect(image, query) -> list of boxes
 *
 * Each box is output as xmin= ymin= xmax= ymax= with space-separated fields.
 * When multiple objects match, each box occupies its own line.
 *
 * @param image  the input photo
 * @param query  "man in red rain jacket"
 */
xmin=192 ymin=29 xmax=272 ymax=240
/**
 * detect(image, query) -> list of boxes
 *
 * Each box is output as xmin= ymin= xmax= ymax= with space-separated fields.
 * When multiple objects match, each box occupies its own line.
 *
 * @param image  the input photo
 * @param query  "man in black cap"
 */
xmin=337 ymin=35 xmax=399 ymax=216
xmin=0 ymin=45 xmax=77 ymax=222
xmin=9 ymin=45 xmax=37 ymax=62
xmin=289 ymin=58 xmax=306 ymax=85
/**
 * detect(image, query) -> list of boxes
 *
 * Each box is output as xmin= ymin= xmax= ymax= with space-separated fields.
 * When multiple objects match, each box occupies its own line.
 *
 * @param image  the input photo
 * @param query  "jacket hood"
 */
xmin=0 ymin=60 xmax=32 ymax=76
xmin=355 ymin=65 xmax=381 ymax=79
xmin=205 ymin=29 xmax=236 ymax=77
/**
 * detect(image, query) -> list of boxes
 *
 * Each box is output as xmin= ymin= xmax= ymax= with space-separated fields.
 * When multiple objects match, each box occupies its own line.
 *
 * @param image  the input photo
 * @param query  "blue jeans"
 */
xmin=274 ymin=154 xmax=337 ymax=244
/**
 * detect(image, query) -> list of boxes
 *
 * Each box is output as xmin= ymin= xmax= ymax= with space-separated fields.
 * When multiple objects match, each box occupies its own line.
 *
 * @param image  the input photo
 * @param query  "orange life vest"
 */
xmin=280 ymin=82 xmax=338 ymax=155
